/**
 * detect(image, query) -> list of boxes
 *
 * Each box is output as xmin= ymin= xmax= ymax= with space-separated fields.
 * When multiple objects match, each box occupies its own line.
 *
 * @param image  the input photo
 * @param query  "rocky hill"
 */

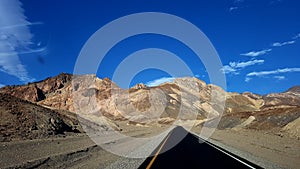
xmin=0 ymin=93 xmax=82 ymax=141
xmin=0 ymin=73 xmax=299 ymax=140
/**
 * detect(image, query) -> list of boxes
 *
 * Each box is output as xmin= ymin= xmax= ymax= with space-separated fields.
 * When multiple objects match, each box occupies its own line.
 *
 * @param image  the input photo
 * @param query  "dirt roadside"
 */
xmin=0 ymin=124 xmax=169 ymax=169
xmin=1 ymin=125 xmax=299 ymax=169
xmin=204 ymin=129 xmax=300 ymax=169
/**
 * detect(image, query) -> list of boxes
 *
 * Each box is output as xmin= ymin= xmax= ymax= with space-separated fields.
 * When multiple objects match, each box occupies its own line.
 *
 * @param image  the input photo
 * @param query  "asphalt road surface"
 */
xmin=139 ymin=126 xmax=263 ymax=169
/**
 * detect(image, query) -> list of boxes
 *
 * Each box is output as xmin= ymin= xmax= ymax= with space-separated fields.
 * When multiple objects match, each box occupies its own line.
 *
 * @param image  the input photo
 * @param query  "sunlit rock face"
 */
xmin=1 ymin=73 xmax=299 ymax=132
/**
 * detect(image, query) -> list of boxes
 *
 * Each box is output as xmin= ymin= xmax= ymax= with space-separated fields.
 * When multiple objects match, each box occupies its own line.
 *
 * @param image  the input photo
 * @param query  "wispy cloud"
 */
xmin=0 ymin=47 xmax=47 ymax=56
xmin=221 ymin=59 xmax=264 ymax=74
xmin=272 ymin=40 xmax=295 ymax=47
xmin=274 ymin=76 xmax=285 ymax=80
xmin=0 ymin=22 xmax=42 ymax=30
xmin=229 ymin=0 xmax=245 ymax=12
xmin=292 ymin=33 xmax=300 ymax=39
xmin=0 ymin=0 xmax=36 ymax=82
xmin=241 ymin=34 xmax=298 ymax=59
xmin=271 ymin=33 xmax=299 ymax=48
xmin=240 ymin=49 xmax=272 ymax=57
xmin=230 ymin=59 xmax=264 ymax=68
xmin=245 ymin=77 xmax=251 ymax=82
xmin=269 ymin=0 xmax=282 ymax=5
xmin=247 ymin=68 xmax=300 ymax=77
xmin=229 ymin=6 xmax=239 ymax=12
xmin=145 ymin=77 xmax=175 ymax=87
xmin=221 ymin=65 xmax=238 ymax=74
xmin=234 ymin=0 xmax=244 ymax=3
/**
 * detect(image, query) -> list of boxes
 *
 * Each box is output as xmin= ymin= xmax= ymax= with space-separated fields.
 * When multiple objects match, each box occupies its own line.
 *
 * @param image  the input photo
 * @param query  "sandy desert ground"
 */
xmin=193 ymin=127 xmax=300 ymax=169
xmin=1 ymin=122 xmax=299 ymax=169
xmin=0 ymin=123 xmax=170 ymax=169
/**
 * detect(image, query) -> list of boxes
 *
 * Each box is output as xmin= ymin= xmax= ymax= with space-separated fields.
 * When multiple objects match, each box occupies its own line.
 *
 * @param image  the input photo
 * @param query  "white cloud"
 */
xmin=0 ymin=0 xmax=35 ymax=82
xmin=245 ymin=77 xmax=251 ymax=82
xmin=229 ymin=7 xmax=238 ymax=11
xmin=229 ymin=0 xmax=245 ymax=12
xmin=272 ymin=40 xmax=295 ymax=47
xmin=240 ymin=49 xmax=272 ymax=57
xmin=230 ymin=59 xmax=264 ymax=68
xmin=0 ymin=47 xmax=46 ymax=57
xmin=270 ymin=0 xmax=282 ymax=5
xmin=145 ymin=77 xmax=175 ymax=87
xmin=274 ymin=76 xmax=285 ymax=80
xmin=221 ymin=59 xmax=264 ymax=74
xmin=247 ymin=68 xmax=300 ymax=77
xmin=292 ymin=33 xmax=300 ymax=39
xmin=220 ymin=65 xmax=238 ymax=74
xmin=0 ymin=83 xmax=5 ymax=88
xmin=234 ymin=0 xmax=244 ymax=3
xmin=0 ymin=22 xmax=42 ymax=30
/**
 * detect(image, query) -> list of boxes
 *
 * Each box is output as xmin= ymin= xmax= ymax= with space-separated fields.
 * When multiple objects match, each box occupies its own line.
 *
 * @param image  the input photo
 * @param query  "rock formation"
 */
xmin=1 ymin=73 xmax=299 ymax=139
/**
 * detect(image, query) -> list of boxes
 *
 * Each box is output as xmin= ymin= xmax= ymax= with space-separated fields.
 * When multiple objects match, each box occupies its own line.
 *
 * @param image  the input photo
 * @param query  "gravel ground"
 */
xmin=0 ymin=124 xmax=171 ymax=169
xmin=191 ymin=127 xmax=300 ymax=169
xmin=2 ymin=124 xmax=298 ymax=169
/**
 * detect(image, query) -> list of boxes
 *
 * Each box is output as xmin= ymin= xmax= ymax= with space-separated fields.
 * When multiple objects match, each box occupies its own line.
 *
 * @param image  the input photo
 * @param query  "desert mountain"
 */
xmin=0 ymin=93 xmax=82 ymax=141
xmin=1 ymin=73 xmax=299 ymax=140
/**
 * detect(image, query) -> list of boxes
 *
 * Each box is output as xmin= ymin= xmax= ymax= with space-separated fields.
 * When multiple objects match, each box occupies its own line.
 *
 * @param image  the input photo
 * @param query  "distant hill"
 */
xmin=286 ymin=86 xmax=300 ymax=94
xmin=1 ymin=73 xmax=299 ymax=140
xmin=0 ymin=93 xmax=82 ymax=142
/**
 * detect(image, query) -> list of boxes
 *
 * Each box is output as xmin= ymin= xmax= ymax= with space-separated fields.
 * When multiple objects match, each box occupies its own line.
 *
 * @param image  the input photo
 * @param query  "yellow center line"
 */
xmin=146 ymin=131 xmax=172 ymax=169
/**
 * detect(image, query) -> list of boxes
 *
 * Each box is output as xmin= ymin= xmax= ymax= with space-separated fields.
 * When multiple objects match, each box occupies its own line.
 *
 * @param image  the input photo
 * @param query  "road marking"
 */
xmin=204 ymin=140 xmax=257 ymax=169
xmin=190 ymin=131 xmax=258 ymax=169
xmin=146 ymin=132 xmax=172 ymax=169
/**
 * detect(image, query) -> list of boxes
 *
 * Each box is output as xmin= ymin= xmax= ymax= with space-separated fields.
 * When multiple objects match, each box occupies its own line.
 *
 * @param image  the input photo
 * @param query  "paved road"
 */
xmin=1 ymin=127 xmax=264 ymax=169
xmin=139 ymin=126 xmax=263 ymax=169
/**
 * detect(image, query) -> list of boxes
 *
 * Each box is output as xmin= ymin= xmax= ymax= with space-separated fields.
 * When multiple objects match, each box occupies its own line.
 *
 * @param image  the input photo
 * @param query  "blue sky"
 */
xmin=0 ymin=0 xmax=299 ymax=94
